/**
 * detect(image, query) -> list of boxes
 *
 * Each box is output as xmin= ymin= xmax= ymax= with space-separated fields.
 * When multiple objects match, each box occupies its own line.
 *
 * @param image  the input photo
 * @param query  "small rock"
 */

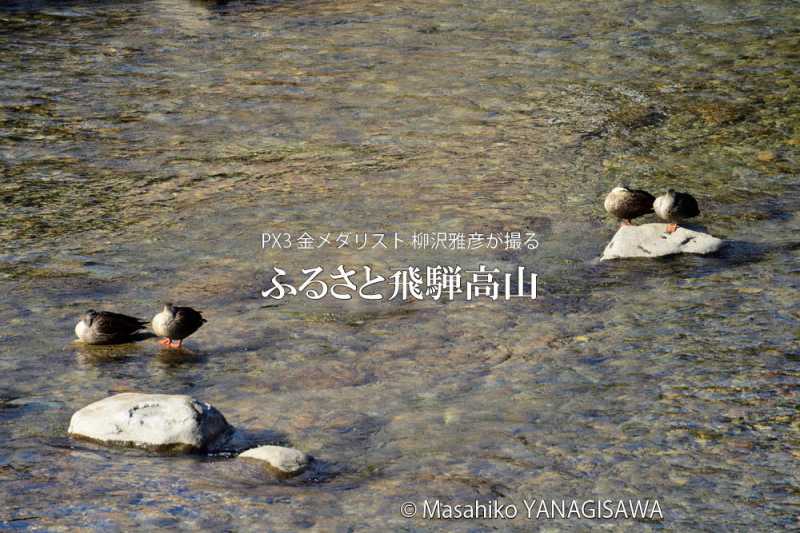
xmin=601 ymin=223 xmax=723 ymax=260
xmin=68 ymin=393 xmax=231 ymax=452
xmin=239 ymin=445 xmax=310 ymax=475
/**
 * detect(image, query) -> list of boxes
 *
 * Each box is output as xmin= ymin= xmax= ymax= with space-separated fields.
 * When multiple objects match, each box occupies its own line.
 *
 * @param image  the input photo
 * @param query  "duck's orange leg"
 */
xmin=666 ymin=223 xmax=678 ymax=234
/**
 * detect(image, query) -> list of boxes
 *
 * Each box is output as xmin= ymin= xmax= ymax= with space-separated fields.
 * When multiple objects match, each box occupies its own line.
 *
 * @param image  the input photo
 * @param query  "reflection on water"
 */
xmin=1 ymin=0 xmax=799 ymax=529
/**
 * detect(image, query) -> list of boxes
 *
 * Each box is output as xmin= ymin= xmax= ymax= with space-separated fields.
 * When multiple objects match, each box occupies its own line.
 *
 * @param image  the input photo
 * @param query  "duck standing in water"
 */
xmin=654 ymin=189 xmax=700 ymax=233
xmin=152 ymin=303 xmax=206 ymax=348
xmin=603 ymin=186 xmax=656 ymax=226
xmin=75 ymin=310 xmax=148 ymax=345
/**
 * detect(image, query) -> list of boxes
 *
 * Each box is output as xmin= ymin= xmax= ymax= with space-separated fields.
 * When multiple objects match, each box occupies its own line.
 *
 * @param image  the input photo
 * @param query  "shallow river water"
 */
xmin=1 ymin=0 xmax=799 ymax=530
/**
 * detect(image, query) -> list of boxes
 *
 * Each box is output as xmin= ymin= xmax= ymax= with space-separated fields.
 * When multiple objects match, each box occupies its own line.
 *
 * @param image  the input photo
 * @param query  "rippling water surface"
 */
xmin=1 ymin=0 xmax=799 ymax=530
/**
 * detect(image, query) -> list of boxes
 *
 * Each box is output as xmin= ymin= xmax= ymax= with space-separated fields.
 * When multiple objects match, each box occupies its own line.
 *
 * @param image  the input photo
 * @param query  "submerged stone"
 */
xmin=601 ymin=223 xmax=723 ymax=260
xmin=68 ymin=393 xmax=231 ymax=452
xmin=239 ymin=445 xmax=310 ymax=475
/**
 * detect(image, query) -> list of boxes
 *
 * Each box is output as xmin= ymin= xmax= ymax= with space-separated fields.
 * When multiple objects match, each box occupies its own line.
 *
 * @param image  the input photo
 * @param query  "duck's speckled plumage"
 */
xmin=604 ymin=186 xmax=655 ymax=222
xmin=74 ymin=310 xmax=148 ymax=345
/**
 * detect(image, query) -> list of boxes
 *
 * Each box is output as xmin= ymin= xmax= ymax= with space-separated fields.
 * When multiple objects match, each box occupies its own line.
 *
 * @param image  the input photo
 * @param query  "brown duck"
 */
xmin=74 ymin=310 xmax=148 ymax=345
xmin=604 ymin=186 xmax=655 ymax=226
xmin=654 ymin=189 xmax=700 ymax=234
xmin=152 ymin=303 xmax=206 ymax=348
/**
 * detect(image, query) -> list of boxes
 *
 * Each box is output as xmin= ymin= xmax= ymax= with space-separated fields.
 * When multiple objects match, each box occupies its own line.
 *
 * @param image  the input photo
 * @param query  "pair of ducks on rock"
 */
xmin=75 ymin=303 xmax=206 ymax=348
xmin=604 ymin=187 xmax=700 ymax=233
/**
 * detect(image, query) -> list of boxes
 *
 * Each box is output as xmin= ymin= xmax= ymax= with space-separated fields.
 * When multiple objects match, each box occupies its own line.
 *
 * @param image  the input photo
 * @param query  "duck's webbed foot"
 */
xmin=167 ymin=339 xmax=182 ymax=349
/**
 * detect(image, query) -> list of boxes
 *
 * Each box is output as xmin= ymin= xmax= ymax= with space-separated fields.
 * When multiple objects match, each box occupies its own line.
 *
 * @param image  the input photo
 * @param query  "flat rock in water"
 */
xmin=602 ymin=223 xmax=723 ymax=260
xmin=239 ymin=445 xmax=310 ymax=475
xmin=68 ymin=393 xmax=231 ymax=452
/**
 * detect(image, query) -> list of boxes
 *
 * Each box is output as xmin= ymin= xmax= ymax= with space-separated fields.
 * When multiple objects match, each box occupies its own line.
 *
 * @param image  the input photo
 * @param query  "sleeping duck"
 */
xmin=603 ymin=186 xmax=655 ymax=226
xmin=152 ymin=303 xmax=207 ymax=349
xmin=75 ymin=310 xmax=148 ymax=345
xmin=654 ymin=189 xmax=700 ymax=233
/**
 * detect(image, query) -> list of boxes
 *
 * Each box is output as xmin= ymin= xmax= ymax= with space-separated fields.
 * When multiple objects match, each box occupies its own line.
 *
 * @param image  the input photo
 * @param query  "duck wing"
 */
xmin=673 ymin=192 xmax=700 ymax=218
xmin=173 ymin=306 xmax=207 ymax=338
xmin=92 ymin=311 xmax=147 ymax=341
xmin=618 ymin=189 xmax=655 ymax=219
xmin=629 ymin=189 xmax=656 ymax=206
xmin=99 ymin=311 xmax=148 ymax=331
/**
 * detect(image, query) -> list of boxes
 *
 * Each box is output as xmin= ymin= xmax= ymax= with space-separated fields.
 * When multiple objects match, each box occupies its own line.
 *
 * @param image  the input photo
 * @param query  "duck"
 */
xmin=152 ymin=303 xmax=207 ymax=348
xmin=74 ymin=310 xmax=148 ymax=345
xmin=654 ymin=189 xmax=700 ymax=233
xmin=603 ymin=186 xmax=655 ymax=226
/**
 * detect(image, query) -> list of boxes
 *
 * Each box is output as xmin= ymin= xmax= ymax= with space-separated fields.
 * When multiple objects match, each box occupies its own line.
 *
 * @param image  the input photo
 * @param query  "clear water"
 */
xmin=1 ymin=0 xmax=799 ymax=530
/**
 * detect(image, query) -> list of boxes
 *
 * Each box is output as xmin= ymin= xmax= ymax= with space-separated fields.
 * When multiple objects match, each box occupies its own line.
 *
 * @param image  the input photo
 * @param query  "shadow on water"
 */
xmin=534 ymin=236 xmax=781 ymax=317
xmin=73 ymin=336 xmax=218 ymax=365
xmin=73 ymin=341 xmax=148 ymax=365
xmin=155 ymin=347 xmax=208 ymax=366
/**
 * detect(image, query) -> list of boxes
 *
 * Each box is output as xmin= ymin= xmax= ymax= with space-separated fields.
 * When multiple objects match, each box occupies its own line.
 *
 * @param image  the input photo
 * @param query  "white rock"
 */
xmin=239 ymin=445 xmax=310 ymax=475
xmin=601 ymin=223 xmax=723 ymax=260
xmin=68 ymin=393 xmax=231 ymax=452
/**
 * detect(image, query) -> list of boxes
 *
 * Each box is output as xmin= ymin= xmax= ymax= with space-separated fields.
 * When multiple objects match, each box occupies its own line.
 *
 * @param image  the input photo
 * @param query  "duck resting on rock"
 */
xmin=152 ymin=303 xmax=206 ymax=349
xmin=75 ymin=310 xmax=148 ymax=345
xmin=654 ymin=189 xmax=700 ymax=234
xmin=603 ymin=186 xmax=655 ymax=226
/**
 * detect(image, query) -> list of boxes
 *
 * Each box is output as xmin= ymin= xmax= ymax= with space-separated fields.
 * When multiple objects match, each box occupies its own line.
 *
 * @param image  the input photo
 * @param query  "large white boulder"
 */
xmin=68 ymin=393 xmax=231 ymax=452
xmin=239 ymin=445 xmax=311 ymax=476
xmin=601 ymin=223 xmax=723 ymax=260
